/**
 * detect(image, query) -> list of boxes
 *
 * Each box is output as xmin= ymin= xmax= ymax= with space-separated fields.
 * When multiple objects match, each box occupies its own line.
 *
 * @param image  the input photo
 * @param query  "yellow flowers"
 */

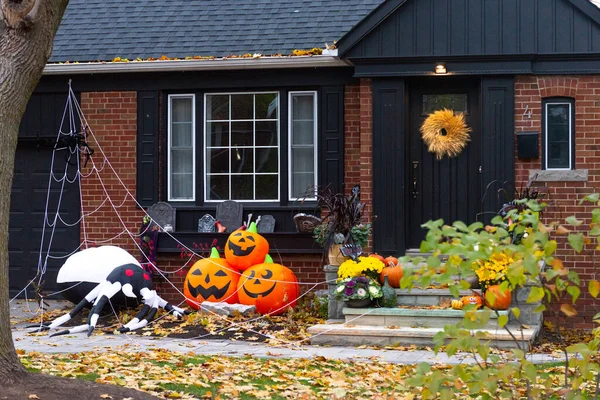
xmin=474 ymin=252 xmax=514 ymax=289
xmin=337 ymin=257 xmax=385 ymax=280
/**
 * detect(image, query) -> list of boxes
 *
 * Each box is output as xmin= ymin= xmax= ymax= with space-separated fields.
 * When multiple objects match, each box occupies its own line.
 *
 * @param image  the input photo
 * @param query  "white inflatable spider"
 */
xmin=31 ymin=246 xmax=188 ymax=337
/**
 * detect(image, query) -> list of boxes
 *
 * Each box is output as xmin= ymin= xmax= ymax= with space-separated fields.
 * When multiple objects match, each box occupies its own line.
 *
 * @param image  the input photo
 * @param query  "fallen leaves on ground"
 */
xmin=18 ymin=347 xmax=596 ymax=399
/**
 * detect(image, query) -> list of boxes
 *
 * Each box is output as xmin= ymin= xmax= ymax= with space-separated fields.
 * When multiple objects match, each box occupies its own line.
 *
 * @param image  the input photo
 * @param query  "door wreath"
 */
xmin=420 ymin=109 xmax=471 ymax=159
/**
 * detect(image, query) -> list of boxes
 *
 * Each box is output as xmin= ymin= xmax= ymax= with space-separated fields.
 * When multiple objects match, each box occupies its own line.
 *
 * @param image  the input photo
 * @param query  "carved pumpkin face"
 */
xmin=225 ymin=223 xmax=269 ymax=271
xmin=237 ymin=260 xmax=299 ymax=315
xmin=183 ymin=248 xmax=239 ymax=310
xmin=461 ymin=295 xmax=483 ymax=309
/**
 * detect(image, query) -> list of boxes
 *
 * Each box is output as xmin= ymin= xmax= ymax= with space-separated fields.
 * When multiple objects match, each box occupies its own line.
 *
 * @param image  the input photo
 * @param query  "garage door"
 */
xmin=9 ymin=92 xmax=81 ymax=298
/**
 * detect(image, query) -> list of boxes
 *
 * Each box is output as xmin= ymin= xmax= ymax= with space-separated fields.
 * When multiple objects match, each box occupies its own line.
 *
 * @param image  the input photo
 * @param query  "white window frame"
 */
xmin=203 ymin=91 xmax=280 ymax=203
xmin=167 ymin=94 xmax=196 ymax=202
xmin=288 ymin=91 xmax=318 ymax=201
xmin=544 ymin=101 xmax=573 ymax=171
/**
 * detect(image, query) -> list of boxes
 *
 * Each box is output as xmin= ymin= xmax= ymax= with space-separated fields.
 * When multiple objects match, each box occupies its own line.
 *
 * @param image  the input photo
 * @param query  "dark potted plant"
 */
xmin=312 ymin=186 xmax=372 ymax=265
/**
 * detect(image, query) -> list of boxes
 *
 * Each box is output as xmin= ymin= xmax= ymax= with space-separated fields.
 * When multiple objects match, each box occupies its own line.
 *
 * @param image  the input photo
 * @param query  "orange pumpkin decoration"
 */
xmin=369 ymin=253 xmax=385 ymax=262
xmin=183 ymin=248 xmax=239 ymax=310
xmin=484 ymin=285 xmax=512 ymax=310
xmin=380 ymin=265 xmax=403 ymax=288
xmin=237 ymin=255 xmax=299 ymax=315
xmin=225 ymin=222 xmax=269 ymax=271
xmin=384 ymin=256 xmax=398 ymax=266
xmin=461 ymin=294 xmax=483 ymax=309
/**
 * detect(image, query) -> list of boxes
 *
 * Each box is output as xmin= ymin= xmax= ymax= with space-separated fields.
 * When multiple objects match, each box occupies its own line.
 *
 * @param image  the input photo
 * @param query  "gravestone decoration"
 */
xmin=215 ymin=200 xmax=243 ymax=233
xmin=147 ymin=202 xmax=176 ymax=231
xmin=257 ymin=215 xmax=275 ymax=233
xmin=293 ymin=213 xmax=322 ymax=233
xmin=197 ymin=214 xmax=216 ymax=233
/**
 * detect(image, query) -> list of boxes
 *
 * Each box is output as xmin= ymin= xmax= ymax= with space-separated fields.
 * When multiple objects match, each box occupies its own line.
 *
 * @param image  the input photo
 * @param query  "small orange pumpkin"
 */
xmin=380 ymin=265 xmax=403 ymax=288
xmin=183 ymin=248 xmax=239 ymax=309
xmin=461 ymin=294 xmax=483 ymax=309
xmin=237 ymin=255 xmax=299 ymax=315
xmin=225 ymin=222 xmax=269 ymax=271
xmin=384 ymin=256 xmax=398 ymax=266
xmin=484 ymin=285 xmax=512 ymax=310
xmin=369 ymin=253 xmax=385 ymax=262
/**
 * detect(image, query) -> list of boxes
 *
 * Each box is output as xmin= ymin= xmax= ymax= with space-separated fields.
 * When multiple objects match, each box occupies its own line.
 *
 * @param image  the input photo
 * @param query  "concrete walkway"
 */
xmin=10 ymin=300 xmax=563 ymax=365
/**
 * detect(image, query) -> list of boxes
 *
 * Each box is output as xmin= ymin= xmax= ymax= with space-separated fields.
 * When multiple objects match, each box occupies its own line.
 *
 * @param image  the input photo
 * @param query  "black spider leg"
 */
xmin=118 ymin=303 xmax=151 ymax=333
xmin=118 ymin=289 xmax=160 ymax=332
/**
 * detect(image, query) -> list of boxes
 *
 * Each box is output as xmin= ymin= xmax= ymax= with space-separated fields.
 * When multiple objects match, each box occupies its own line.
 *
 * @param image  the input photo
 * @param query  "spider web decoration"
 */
xmin=13 ymin=83 xmax=366 ymax=354
xmin=420 ymin=108 xmax=471 ymax=160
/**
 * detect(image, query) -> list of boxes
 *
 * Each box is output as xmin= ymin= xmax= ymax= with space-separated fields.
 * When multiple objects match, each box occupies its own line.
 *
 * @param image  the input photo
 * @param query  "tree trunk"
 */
xmin=0 ymin=0 xmax=69 ymax=383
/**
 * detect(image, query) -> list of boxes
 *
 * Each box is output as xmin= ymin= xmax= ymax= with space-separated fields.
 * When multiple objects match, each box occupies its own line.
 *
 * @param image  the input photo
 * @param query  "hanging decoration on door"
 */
xmin=420 ymin=109 xmax=471 ymax=160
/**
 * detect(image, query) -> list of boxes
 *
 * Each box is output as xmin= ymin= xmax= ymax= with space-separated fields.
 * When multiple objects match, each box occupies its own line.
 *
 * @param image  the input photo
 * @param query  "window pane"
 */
xmin=207 ymin=175 xmax=229 ymax=200
xmin=207 ymin=95 xmax=229 ymax=120
xmin=292 ymin=148 xmax=314 ymax=172
xmin=172 ymin=98 xmax=193 ymax=122
xmin=548 ymin=104 xmax=568 ymax=124
xmin=231 ymin=175 xmax=253 ymax=199
xmin=171 ymin=173 xmax=193 ymax=199
xmin=231 ymin=121 xmax=253 ymax=146
xmin=206 ymin=122 xmax=229 ymax=147
xmin=171 ymin=149 xmax=193 ymax=173
xmin=255 ymin=148 xmax=278 ymax=173
xmin=256 ymin=175 xmax=278 ymax=200
xmin=231 ymin=148 xmax=253 ymax=173
xmin=255 ymin=121 xmax=278 ymax=146
xmin=207 ymin=149 xmax=229 ymax=174
xmin=292 ymin=121 xmax=314 ymax=145
xmin=204 ymin=92 xmax=279 ymax=201
xmin=256 ymin=93 xmax=278 ymax=119
xmin=231 ymin=94 xmax=253 ymax=120
xmin=171 ymin=123 xmax=193 ymax=147
xmin=290 ymin=93 xmax=316 ymax=199
xmin=292 ymin=95 xmax=314 ymax=119
xmin=422 ymin=94 xmax=468 ymax=115
xmin=546 ymin=103 xmax=572 ymax=169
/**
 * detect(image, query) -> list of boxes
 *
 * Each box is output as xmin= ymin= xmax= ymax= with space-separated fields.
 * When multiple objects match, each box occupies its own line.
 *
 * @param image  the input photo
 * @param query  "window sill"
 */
xmin=156 ymin=232 xmax=322 ymax=255
xmin=529 ymin=170 xmax=588 ymax=182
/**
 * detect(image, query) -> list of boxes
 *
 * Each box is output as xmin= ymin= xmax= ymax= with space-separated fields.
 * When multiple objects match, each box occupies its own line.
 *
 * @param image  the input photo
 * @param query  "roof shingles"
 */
xmin=51 ymin=0 xmax=385 ymax=62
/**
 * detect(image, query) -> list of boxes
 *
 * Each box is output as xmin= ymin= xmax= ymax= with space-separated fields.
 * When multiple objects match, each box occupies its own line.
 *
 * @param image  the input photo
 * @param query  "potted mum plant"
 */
xmin=335 ymin=256 xmax=385 ymax=307
xmin=312 ymin=185 xmax=372 ymax=265
xmin=473 ymin=251 xmax=514 ymax=310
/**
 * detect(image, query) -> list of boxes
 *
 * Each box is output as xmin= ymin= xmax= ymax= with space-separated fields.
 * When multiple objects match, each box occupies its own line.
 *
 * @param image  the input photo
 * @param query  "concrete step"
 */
xmin=308 ymin=323 xmax=540 ymax=350
xmin=343 ymin=307 xmax=509 ymax=329
xmin=395 ymin=288 xmax=475 ymax=306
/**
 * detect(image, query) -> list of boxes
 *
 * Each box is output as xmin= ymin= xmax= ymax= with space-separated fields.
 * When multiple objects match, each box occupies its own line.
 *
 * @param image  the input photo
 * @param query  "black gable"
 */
xmin=339 ymin=0 xmax=600 ymax=59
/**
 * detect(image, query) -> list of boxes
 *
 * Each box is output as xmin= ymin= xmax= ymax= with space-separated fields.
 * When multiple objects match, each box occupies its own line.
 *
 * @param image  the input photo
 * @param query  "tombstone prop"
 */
xmin=215 ymin=200 xmax=243 ymax=233
xmin=293 ymin=213 xmax=322 ymax=233
xmin=198 ymin=214 xmax=216 ymax=233
xmin=257 ymin=215 xmax=275 ymax=233
xmin=147 ymin=202 xmax=176 ymax=231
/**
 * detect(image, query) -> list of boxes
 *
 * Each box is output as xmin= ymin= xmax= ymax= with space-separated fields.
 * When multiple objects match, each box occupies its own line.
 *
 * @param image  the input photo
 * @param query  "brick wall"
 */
xmin=80 ymin=91 xmax=144 ymax=254
xmin=344 ymin=79 xmax=374 ymax=251
xmin=515 ymin=76 xmax=600 ymax=328
xmin=79 ymin=91 xmax=325 ymax=304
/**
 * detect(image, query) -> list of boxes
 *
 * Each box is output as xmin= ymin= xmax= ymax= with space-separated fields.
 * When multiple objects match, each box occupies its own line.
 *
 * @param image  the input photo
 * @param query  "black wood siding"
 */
xmin=342 ymin=0 xmax=600 ymax=58
xmin=481 ymin=77 xmax=515 ymax=223
xmin=372 ymin=79 xmax=405 ymax=255
xmin=137 ymin=91 xmax=160 ymax=207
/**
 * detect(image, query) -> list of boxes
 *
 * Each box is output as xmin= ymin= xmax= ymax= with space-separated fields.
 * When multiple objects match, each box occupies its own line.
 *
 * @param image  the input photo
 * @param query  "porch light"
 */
xmin=435 ymin=63 xmax=447 ymax=74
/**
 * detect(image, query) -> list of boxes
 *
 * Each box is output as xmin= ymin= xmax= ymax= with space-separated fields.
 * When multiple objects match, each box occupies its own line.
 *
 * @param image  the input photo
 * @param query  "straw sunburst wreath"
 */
xmin=420 ymin=109 xmax=471 ymax=159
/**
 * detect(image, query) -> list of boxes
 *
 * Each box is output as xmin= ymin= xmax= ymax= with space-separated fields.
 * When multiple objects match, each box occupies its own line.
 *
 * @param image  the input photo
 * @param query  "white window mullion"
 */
xmin=288 ymin=91 xmax=318 ymax=201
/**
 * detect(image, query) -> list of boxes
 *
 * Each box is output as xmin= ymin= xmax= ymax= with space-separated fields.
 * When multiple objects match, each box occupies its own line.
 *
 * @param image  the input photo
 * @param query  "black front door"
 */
xmin=406 ymin=79 xmax=482 ymax=249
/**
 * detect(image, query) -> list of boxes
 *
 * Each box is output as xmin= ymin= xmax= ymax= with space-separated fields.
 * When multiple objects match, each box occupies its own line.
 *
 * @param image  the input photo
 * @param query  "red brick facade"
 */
xmin=515 ymin=75 xmax=600 ymax=328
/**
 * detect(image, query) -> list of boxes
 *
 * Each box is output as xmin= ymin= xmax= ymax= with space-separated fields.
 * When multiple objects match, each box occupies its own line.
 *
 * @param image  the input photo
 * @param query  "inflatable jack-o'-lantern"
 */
xmin=183 ymin=247 xmax=239 ymax=309
xmin=225 ymin=222 xmax=269 ymax=271
xmin=237 ymin=255 xmax=299 ymax=315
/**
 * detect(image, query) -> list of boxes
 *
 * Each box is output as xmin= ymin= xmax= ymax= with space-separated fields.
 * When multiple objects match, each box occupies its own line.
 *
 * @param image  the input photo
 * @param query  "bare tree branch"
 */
xmin=1 ymin=0 xmax=35 ymax=28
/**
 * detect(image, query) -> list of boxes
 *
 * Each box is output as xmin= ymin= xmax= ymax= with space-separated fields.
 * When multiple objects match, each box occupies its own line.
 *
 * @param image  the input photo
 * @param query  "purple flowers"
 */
xmin=346 ymin=281 xmax=356 ymax=288
xmin=344 ymin=288 xmax=355 ymax=296
xmin=335 ymin=275 xmax=383 ymax=302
